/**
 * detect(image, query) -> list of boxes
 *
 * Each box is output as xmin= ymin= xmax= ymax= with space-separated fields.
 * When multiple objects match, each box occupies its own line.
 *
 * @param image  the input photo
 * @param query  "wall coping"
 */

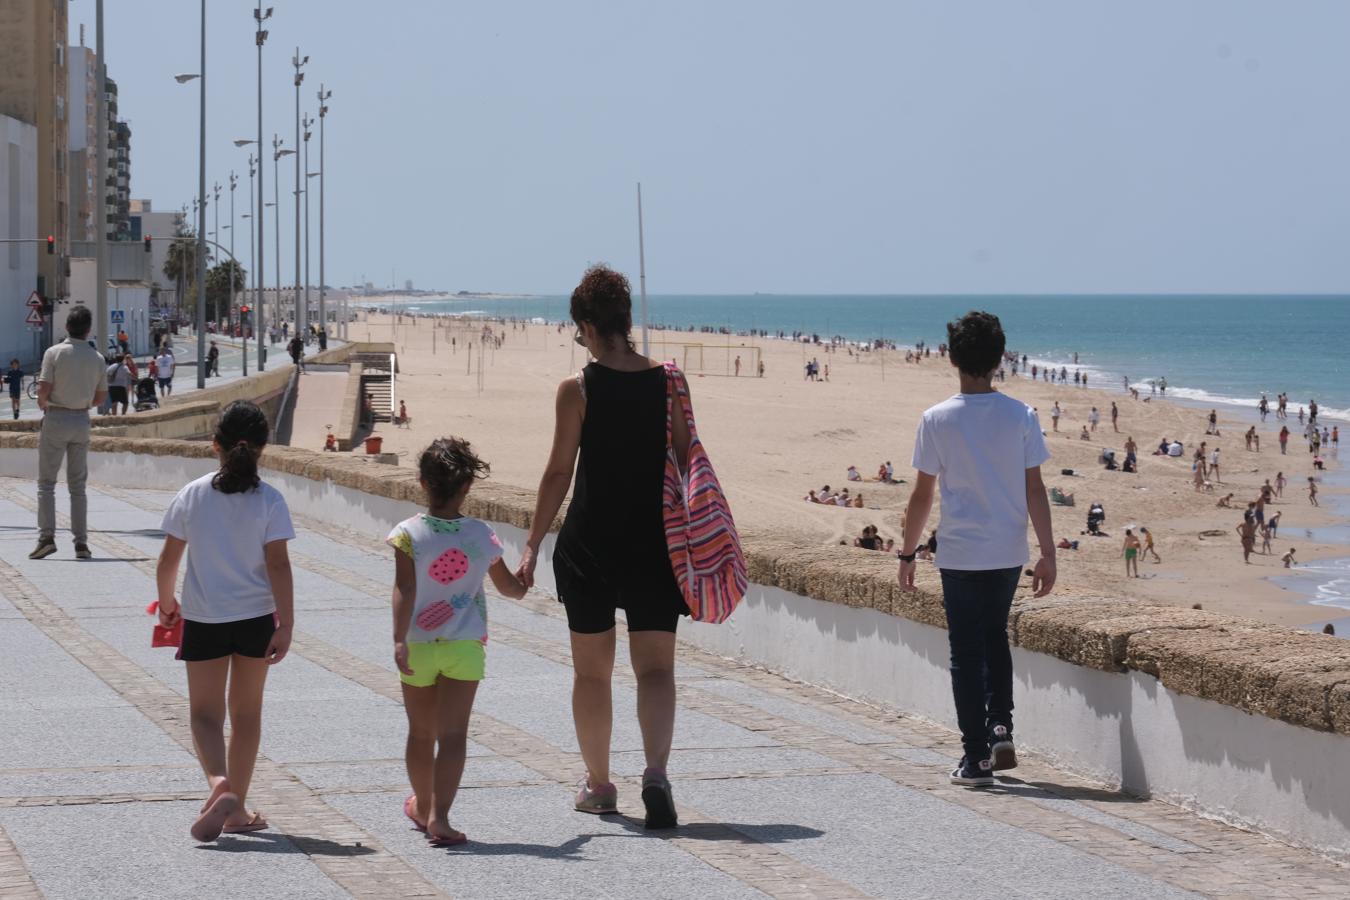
xmin=3 ymin=431 xmax=1346 ymax=736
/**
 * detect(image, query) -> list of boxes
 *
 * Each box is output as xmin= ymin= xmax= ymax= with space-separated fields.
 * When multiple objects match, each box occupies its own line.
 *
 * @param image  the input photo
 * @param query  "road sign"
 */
xmin=110 ymin=309 xmax=125 ymax=324
xmin=26 ymin=291 xmax=41 ymax=309
xmin=25 ymin=308 xmax=43 ymax=326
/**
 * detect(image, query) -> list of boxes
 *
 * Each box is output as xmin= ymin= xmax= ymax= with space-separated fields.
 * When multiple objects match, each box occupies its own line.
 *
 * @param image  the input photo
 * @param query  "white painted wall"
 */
xmin=1 ymin=115 xmax=39 ymax=369
xmin=66 ymin=258 xmax=153 ymax=357
xmin=3 ymin=444 xmax=1346 ymax=863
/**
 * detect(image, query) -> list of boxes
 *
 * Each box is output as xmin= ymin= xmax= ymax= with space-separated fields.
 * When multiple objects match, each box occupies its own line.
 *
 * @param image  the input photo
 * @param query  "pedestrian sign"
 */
xmin=110 ymin=309 xmax=125 ymax=323
xmin=25 ymin=308 xmax=43 ymax=326
xmin=26 ymin=291 xmax=41 ymax=309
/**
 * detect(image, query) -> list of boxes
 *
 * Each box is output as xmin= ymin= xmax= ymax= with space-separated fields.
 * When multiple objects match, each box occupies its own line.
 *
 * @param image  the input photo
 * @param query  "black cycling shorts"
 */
xmin=179 ymin=613 xmax=276 ymax=662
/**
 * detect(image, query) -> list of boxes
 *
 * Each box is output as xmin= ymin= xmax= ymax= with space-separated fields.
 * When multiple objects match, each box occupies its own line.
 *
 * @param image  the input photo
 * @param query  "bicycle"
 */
xmin=26 ymin=375 xmax=39 ymax=400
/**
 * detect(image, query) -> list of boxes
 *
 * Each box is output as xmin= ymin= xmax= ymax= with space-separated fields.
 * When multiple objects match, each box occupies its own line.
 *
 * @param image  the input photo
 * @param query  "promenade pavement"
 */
xmin=0 ymin=476 xmax=1346 ymax=899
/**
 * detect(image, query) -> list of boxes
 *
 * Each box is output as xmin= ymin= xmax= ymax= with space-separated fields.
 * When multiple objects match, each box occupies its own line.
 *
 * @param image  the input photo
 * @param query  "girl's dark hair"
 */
xmin=946 ymin=310 xmax=1006 ymax=378
xmin=570 ymin=264 xmax=633 ymax=348
xmin=212 ymin=400 xmax=270 ymax=494
xmin=419 ymin=437 xmax=490 ymax=505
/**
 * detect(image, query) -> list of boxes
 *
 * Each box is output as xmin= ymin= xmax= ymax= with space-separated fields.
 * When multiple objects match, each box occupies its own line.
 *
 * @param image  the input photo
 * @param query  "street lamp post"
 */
xmin=292 ymin=49 xmax=308 ymax=339
xmin=174 ymin=2 xmax=208 ymax=389
xmin=317 ymin=85 xmax=332 ymax=339
xmin=229 ymin=171 xmax=246 ymax=376
xmin=243 ymin=155 xmax=256 ymax=372
xmin=302 ymin=113 xmax=313 ymax=344
xmin=254 ymin=5 xmax=272 ymax=369
xmin=273 ymin=135 xmax=294 ymax=336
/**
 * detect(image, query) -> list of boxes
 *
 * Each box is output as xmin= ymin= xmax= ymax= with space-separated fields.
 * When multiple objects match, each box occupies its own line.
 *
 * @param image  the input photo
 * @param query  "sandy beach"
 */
xmin=341 ymin=312 xmax=1347 ymax=629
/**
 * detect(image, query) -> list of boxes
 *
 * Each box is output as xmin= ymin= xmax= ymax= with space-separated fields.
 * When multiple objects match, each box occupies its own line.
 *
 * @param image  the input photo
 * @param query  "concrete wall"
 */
xmin=67 ymin=258 xmax=152 ymax=356
xmin=0 ymin=113 xmax=38 ymax=368
xmin=0 ymin=433 xmax=1347 ymax=862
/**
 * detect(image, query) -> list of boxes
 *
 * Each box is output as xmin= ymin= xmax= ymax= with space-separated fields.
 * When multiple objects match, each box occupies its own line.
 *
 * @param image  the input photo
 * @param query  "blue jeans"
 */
xmin=939 ymin=566 xmax=1021 ymax=761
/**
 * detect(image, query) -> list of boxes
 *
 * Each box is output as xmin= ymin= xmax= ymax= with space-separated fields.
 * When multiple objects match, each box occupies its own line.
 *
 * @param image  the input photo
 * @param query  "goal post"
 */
xmin=648 ymin=340 xmax=762 ymax=377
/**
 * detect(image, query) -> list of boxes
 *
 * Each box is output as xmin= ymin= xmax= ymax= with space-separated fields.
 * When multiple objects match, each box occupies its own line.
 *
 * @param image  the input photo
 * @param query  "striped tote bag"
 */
xmin=662 ymin=363 xmax=748 ymax=623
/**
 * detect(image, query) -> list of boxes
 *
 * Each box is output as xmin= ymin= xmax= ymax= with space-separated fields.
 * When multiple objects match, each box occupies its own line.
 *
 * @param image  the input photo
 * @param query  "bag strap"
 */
xmin=574 ymin=369 xmax=586 ymax=402
xmin=663 ymin=363 xmax=698 ymax=441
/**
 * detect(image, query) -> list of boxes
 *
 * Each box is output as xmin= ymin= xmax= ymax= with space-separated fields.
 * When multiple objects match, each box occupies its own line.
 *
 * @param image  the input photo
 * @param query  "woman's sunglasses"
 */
xmin=573 ymin=328 xmax=587 ymax=347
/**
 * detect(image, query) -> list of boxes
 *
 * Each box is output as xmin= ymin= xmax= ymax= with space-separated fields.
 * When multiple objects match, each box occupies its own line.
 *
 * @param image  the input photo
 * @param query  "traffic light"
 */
xmin=144 ymin=235 xmax=152 ymax=253
xmin=240 ymin=305 xmax=250 ymax=322
xmin=45 ymin=235 xmax=54 ymax=255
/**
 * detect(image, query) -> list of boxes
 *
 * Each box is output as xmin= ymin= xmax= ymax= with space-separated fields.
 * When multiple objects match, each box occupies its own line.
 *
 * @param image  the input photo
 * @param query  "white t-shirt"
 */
xmin=155 ymin=353 xmax=175 ymax=378
xmin=911 ymin=391 xmax=1051 ymax=570
xmin=160 ymin=473 xmax=295 ymax=623
xmin=1210 ymin=449 xmax=1220 ymax=466
xmin=386 ymin=514 xmax=503 ymax=644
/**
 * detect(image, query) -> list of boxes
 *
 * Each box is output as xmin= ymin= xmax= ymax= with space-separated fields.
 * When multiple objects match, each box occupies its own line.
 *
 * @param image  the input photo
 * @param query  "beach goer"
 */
xmin=1279 ymin=426 xmax=1289 ymax=454
xmin=5 ymin=358 xmax=22 ymax=420
xmin=389 ymin=438 xmax=527 ymax=846
xmin=105 ymin=353 xmax=133 ymax=415
xmin=1283 ymin=548 xmax=1297 ymax=568
xmin=154 ymin=401 xmax=295 ymax=842
xmin=1110 ymin=402 xmax=1118 ymax=432
xmin=1206 ymin=410 xmax=1218 ymax=435
xmin=1088 ymin=407 xmax=1099 ymax=432
xmin=1216 ymin=493 xmax=1234 ymax=508
xmin=1079 ymin=425 xmax=1090 ymax=441
xmin=1140 ymin=526 xmax=1161 ymax=563
xmin=1308 ymin=477 xmax=1318 ymax=507
xmin=1260 ymin=522 xmax=1273 ymax=555
xmin=1268 ymin=511 xmax=1281 ymax=536
xmin=1333 ymin=427 xmax=1339 ymax=448
xmin=1050 ymin=402 xmax=1060 ymax=432
xmin=847 ymin=465 xmax=861 ymax=482
xmin=1168 ymin=441 xmax=1183 ymax=457
xmin=734 ymin=355 xmax=741 ymax=377
xmin=1324 ymin=623 xmax=1335 ymax=635
xmin=1236 ymin=518 xmax=1257 ymax=563
xmin=32 ymin=306 xmax=108 ymax=561
xmin=154 ymin=347 xmax=176 ymax=397
xmin=898 ymin=311 xmax=1055 ymax=786
xmin=1276 ymin=471 xmax=1286 ymax=497
xmin=1122 ymin=529 xmax=1141 ymax=577
xmin=757 ymin=359 xmax=765 ymax=378
xmin=516 ymin=264 xmax=689 ymax=829
xmin=1209 ymin=446 xmax=1221 ymax=483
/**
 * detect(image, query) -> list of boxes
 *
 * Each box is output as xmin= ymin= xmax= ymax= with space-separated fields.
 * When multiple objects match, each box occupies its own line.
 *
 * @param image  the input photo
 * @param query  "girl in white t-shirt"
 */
xmin=156 ymin=400 xmax=295 ymax=843
xmin=388 ymin=438 xmax=526 ymax=846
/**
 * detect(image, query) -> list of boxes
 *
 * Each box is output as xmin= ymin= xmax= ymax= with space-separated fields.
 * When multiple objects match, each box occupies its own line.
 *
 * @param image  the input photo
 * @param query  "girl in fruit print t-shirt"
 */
xmin=387 ymin=438 xmax=527 ymax=847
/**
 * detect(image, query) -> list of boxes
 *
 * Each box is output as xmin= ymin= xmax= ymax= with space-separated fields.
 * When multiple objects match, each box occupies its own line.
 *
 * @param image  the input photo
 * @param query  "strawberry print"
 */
xmin=428 ymin=548 xmax=471 ymax=585
xmin=416 ymin=600 xmax=455 ymax=631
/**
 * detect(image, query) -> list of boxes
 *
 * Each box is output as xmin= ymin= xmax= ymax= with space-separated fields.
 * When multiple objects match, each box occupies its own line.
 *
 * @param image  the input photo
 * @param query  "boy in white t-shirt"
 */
xmin=898 ymin=311 xmax=1057 ymax=787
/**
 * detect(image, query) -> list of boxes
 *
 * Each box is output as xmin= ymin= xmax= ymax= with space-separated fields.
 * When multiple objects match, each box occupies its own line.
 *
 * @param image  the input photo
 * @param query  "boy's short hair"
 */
xmin=946 ymin=311 xmax=1006 ymax=378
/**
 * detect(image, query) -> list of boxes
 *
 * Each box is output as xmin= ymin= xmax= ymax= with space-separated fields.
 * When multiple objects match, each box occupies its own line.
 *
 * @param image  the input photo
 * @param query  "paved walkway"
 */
xmin=0 ymin=476 xmax=1345 ymax=899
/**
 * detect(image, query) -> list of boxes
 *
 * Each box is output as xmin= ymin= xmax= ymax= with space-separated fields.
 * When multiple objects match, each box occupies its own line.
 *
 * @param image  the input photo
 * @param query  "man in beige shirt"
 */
xmin=32 ymin=305 xmax=108 ymax=560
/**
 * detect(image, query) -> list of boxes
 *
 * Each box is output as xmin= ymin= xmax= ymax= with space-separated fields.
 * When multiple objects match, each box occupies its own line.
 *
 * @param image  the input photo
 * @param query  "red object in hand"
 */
xmin=146 ymin=600 xmax=183 ymax=648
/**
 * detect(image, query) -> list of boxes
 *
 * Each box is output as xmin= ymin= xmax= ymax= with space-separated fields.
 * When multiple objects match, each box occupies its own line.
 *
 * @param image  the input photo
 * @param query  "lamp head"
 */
xmin=174 ymin=73 xmax=199 ymax=84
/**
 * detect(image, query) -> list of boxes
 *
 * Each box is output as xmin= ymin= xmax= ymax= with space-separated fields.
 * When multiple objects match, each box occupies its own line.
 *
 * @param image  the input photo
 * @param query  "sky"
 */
xmin=73 ymin=1 xmax=1350 ymax=295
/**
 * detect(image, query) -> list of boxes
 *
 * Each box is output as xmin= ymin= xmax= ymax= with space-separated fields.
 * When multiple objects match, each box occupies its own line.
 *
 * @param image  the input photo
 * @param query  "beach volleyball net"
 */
xmin=649 ymin=341 xmax=762 ymax=378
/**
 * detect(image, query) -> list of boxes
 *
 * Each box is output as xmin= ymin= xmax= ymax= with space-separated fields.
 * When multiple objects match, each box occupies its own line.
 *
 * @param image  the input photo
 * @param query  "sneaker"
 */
xmin=641 ymin=768 xmax=678 ymax=830
xmin=950 ymin=756 xmax=995 ymax=786
xmin=28 ymin=540 xmax=57 ymax=560
xmin=573 ymin=776 xmax=618 ymax=815
xmin=990 ymin=725 xmax=1017 ymax=771
xmin=74 ymin=543 xmax=91 ymax=560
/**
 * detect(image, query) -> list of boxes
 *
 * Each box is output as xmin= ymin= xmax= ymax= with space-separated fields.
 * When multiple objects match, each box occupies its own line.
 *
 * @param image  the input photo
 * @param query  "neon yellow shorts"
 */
xmin=400 ymin=639 xmax=486 ymax=687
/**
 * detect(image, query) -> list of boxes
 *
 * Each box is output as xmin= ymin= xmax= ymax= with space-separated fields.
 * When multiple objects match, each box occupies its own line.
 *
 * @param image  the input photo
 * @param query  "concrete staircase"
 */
xmin=355 ymin=352 xmax=396 ymax=423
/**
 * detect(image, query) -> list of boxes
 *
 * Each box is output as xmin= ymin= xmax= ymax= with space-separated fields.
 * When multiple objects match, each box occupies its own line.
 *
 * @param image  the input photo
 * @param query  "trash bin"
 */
xmin=364 ymin=436 xmax=383 ymax=455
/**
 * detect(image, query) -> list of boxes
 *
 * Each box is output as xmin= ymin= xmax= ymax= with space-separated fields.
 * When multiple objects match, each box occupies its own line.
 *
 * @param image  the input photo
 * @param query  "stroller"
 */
xmin=1086 ymin=502 xmax=1106 ymax=536
xmin=133 ymin=376 xmax=159 ymax=412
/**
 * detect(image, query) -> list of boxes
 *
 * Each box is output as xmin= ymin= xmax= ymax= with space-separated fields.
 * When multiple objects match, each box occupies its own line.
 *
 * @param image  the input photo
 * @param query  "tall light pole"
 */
xmin=243 ymin=153 xmax=256 ymax=372
xmin=292 ymin=49 xmax=308 ymax=338
xmin=212 ymin=180 xmax=221 ymax=330
xmin=172 ymin=5 xmax=207 ymax=389
xmin=317 ymin=85 xmax=332 ymax=340
xmin=229 ymin=171 xmax=246 ymax=375
xmin=273 ymin=135 xmax=294 ymax=334
xmin=254 ymin=5 xmax=272 ymax=368
xmin=95 ymin=0 xmax=107 ymax=354
xmin=302 ymin=113 xmax=314 ymax=343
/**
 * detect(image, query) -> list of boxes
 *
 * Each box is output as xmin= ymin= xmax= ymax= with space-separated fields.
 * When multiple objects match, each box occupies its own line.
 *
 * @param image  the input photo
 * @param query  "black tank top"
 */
xmin=556 ymin=362 xmax=673 ymax=583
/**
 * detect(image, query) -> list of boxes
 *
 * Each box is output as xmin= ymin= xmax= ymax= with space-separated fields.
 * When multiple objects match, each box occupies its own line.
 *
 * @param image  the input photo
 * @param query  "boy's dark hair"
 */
xmin=66 ymin=305 xmax=92 ymax=340
xmin=212 ymin=400 xmax=270 ymax=494
xmin=570 ymin=264 xmax=633 ymax=347
xmin=946 ymin=311 xmax=1006 ymax=378
xmin=419 ymin=437 xmax=490 ymax=505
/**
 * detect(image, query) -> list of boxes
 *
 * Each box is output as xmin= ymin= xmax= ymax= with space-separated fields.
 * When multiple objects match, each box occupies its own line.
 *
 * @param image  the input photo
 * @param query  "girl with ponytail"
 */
xmin=155 ymin=400 xmax=296 ymax=842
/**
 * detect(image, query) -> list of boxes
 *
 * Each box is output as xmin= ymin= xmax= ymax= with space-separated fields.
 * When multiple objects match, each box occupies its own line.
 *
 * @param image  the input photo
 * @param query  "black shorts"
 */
xmin=179 ymin=613 xmax=276 ymax=662
xmin=555 ymin=559 xmax=686 ymax=635
xmin=108 ymin=385 xmax=128 ymax=405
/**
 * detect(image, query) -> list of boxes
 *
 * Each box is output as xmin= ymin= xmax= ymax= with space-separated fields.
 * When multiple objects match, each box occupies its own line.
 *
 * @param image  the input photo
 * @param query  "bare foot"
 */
xmin=201 ymin=776 xmax=232 ymax=813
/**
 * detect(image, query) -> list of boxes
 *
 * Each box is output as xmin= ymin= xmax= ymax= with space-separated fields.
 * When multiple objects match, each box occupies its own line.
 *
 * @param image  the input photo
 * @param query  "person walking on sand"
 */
xmin=1050 ymin=402 xmax=1060 ymax=432
xmin=734 ymin=355 xmax=741 ymax=377
xmin=517 ymin=265 xmax=690 ymax=829
xmin=1122 ymin=529 xmax=1141 ymax=577
xmin=388 ymin=438 xmax=528 ymax=847
xmin=898 ymin=311 xmax=1055 ymax=787
xmin=1088 ymin=407 xmax=1100 ymax=432
xmin=1308 ymin=477 xmax=1319 ymax=507
xmin=1140 ymin=526 xmax=1161 ymax=563
xmin=1283 ymin=548 xmax=1297 ymax=568
xmin=1236 ymin=518 xmax=1257 ymax=563
xmin=153 ymin=401 xmax=295 ymax=842
xmin=1110 ymin=402 xmax=1119 ymax=432
xmin=1209 ymin=446 xmax=1221 ymax=483
xmin=31 ymin=306 xmax=108 ymax=561
xmin=1279 ymin=426 xmax=1289 ymax=454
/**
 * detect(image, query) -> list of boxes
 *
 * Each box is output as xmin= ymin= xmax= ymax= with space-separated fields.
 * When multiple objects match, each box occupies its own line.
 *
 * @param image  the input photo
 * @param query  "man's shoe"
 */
xmin=990 ymin=725 xmax=1017 ymax=771
xmin=74 ymin=543 xmax=92 ymax=560
xmin=28 ymin=540 xmax=57 ymax=560
xmin=950 ymin=756 xmax=995 ymax=786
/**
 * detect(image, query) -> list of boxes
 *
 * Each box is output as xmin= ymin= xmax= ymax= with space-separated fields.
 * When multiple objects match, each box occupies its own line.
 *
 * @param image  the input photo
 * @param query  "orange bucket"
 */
xmin=364 ymin=436 xmax=383 ymax=454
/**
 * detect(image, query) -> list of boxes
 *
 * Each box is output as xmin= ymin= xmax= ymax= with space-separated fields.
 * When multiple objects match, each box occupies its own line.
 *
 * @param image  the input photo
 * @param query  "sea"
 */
xmin=376 ymin=292 xmax=1350 ymax=619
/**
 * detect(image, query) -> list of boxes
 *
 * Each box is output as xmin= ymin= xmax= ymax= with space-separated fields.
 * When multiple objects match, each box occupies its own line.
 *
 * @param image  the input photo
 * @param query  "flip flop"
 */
xmin=403 ymin=794 xmax=427 ymax=833
xmin=426 ymin=825 xmax=467 ymax=847
xmin=191 ymin=792 xmax=240 ymax=843
xmin=222 ymin=811 xmax=269 ymax=834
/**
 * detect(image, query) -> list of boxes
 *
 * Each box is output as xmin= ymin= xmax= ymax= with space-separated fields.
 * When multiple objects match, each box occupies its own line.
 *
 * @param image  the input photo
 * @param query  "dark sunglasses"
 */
xmin=573 ymin=328 xmax=587 ymax=347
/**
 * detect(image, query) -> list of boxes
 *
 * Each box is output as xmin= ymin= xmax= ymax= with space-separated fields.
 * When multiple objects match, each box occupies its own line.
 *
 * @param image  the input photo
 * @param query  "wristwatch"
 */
xmin=898 ymin=551 xmax=917 ymax=563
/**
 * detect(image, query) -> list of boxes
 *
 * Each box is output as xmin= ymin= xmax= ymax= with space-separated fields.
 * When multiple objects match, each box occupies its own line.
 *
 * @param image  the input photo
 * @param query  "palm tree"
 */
xmin=205 ymin=260 xmax=247 ymax=323
xmin=162 ymin=233 xmax=208 ymax=324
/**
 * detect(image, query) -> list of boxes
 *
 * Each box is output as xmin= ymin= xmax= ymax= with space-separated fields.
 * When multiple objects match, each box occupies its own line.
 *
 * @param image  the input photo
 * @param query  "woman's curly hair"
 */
xmin=570 ymin=264 xmax=633 ymax=348
xmin=418 ymin=437 xmax=490 ymax=505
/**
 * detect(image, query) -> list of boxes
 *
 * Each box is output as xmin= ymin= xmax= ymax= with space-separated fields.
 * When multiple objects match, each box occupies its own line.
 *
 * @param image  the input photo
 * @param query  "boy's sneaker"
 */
xmin=74 ymin=543 xmax=92 ymax=560
xmin=573 ymin=776 xmax=618 ymax=815
xmin=990 ymin=724 xmax=1017 ymax=771
xmin=950 ymin=756 xmax=995 ymax=786
xmin=28 ymin=540 xmax=56 ymax=560
xmin=641 ymin=768 xmax=678 ymax=830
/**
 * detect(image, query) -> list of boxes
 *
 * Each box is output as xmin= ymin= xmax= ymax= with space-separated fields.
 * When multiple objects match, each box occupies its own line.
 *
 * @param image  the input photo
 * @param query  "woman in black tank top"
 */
xmin=518 ymin=265 xmax=690 ymax=830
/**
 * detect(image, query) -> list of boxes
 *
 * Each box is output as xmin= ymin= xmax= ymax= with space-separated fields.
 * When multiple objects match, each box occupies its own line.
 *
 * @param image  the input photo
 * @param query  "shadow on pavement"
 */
xmin=198 ymin=833 xmax=376 ymax=856
xmin=988 ymin=777 xmax=1145 ymax=805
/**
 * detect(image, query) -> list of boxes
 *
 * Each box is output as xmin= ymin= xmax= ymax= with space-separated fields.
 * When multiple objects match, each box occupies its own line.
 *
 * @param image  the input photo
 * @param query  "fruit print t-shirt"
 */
xmin=386 ymin=514 xmax=503 ymax=644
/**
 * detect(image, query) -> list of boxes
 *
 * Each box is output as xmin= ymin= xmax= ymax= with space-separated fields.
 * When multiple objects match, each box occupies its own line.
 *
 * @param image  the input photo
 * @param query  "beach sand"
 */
xmin=342 ymin=312 xmax=1346 ymax=629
